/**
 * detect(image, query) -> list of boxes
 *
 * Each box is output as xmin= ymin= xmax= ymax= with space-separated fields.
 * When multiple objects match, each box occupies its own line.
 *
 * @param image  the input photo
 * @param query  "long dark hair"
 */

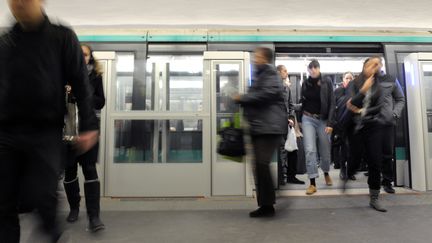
xmin=81 ymin=44 xmax=103 ymax=76
xmin=353 ymin=55 xmax=382 ymax=88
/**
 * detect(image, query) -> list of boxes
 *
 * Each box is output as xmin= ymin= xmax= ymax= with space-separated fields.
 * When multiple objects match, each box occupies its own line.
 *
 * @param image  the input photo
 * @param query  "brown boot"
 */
xmin=325 ymin=174 xmax=333 ymax=186
xmin=306 ymin=185 xmax=317 ymax=195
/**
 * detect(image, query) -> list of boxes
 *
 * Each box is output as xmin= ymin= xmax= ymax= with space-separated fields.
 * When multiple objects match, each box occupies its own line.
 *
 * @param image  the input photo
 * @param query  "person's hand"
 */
xmin=325 ymin=127 xmax=333 ymax=135
xmin=360 ymin=76 xmax=375 ymax=94
xmin=74 ymin=130 xmax=99 ymax=155
xmin=346 ymin=98 xmax=362 ymax=114
xmin=288 ymin=119 xmax=294 ymax=127
xmin=363 ymin=58 xmax=380 ymax=78
xmin=232 ymin=94 xmax=241 ymax=102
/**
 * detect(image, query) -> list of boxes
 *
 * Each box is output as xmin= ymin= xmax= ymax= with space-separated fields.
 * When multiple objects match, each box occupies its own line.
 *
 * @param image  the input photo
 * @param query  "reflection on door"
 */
xmin=215 ymin=63 xmax=241 ymax=162
xmin=106 ymin=52 xmax=210 ymax=197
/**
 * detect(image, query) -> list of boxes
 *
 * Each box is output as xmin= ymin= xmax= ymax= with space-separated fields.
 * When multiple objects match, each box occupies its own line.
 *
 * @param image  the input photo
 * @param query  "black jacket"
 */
xmin=300 ymin=76 xmax=336 ymax=127
xmin=238 ymin=64 xmax=288 ymax=135
xmin=88 ymin=70 xmax=105 ymax=111
xmin=0 ymin=16 xmax=97 ymax=131
xmin=349 ymin=77 xmax=384 ymax=129
xmin=376 ymin=73 xmax=405 ymax=126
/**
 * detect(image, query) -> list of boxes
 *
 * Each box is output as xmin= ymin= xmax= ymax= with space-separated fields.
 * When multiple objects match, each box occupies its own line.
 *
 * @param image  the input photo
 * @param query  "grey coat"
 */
xmin=377 ymin=74 xmax=405 ymax=126
xmin=238 ymin=64 xmax=288 ymax=136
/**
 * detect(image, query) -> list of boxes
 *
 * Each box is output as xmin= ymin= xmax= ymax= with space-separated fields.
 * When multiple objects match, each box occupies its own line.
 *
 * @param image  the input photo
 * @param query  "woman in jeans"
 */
xmin=345 ymin=56 xmax=387 ymax=212
xmin=300 ymin=60 xmax=335 ymax=195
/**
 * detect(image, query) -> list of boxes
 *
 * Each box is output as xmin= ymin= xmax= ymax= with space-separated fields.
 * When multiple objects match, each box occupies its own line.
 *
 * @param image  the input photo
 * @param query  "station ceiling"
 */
xmin=1 ymin=0 xmax=431 ymax=30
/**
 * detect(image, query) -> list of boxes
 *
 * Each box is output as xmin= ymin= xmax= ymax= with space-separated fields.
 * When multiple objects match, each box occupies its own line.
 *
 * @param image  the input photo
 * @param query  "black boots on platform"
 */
xmin=63 ymin=178 xmax=80 ymax=223
xmin=64 ymin=179 xmax=105 ymax=232
xmin=84 ymin=181 xmax=105 ymax=232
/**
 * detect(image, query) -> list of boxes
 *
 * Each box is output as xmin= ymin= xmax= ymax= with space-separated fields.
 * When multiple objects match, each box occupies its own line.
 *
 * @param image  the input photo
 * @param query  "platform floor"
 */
xmin=20 ymin=191 xmax=432 ymax=243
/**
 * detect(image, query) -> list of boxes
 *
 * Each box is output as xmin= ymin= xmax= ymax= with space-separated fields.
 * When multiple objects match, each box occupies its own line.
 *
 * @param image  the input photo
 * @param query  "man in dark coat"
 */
xmin=233 ymin=47 xmax=288 ymax=217
xmin=0 ymin=0 xmax=98 ymax=242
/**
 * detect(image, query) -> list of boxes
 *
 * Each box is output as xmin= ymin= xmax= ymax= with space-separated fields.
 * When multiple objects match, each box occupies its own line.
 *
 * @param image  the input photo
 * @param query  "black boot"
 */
xmin=249 ymin=206 xmax=275 ymax=218
xmin=84 ymin=180 xmax=105 ymax=232
xmin=382 ymin=181 xmax=396 ymax=194
xmin=286 ymin=176 xmax=305 ymax=185
xmin=63 ymin=178 xmax=80 ymax=223
xmin=339 ymin=168 xmax=348 ymax=180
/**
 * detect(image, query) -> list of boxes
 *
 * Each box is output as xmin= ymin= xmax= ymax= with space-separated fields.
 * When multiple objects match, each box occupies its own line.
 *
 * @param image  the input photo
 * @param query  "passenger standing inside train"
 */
xmin=276 ymin=65 xmax=304 ymax=185
xmin=233 ymin=47 xmax=287 ymax=217
xmin=63 ymin=44 xmax=106 ymax=232
xmin=0 ymin=0 xmax=99 ymax=242
xmin=333 ymin=72 xmax=355 ymax=180
xmin=301 ymin=60 xmax=335 ymax=195
xmin=346 ymin=56 xmax=387 ymax=212
xmin=377 ymin=64 xmax=405 ymax=194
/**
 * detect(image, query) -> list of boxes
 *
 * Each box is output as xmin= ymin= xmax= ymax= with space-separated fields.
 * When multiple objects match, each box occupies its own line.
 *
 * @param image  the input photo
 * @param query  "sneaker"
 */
xmin=306 ymin=185 xmax=317 ymax=195
xmin=249 ymin=206 xmax=275 ymax=218
xmin=324 ymin=174 xmax=333 ymax=186
xmin=287 ymin=176 xmax=305 ymax=185
xmin=349 ymin=175 xmax=357 ymax=181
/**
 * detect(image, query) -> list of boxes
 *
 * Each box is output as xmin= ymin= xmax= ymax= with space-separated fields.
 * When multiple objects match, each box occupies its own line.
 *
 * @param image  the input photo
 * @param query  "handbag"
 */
xmin=284 ymin=126 xmax=298 ymax=152
xmin=63 ymin=86 xmax=79 ymax=143
xmin=217 ymin=125 xmax=246 ymax=157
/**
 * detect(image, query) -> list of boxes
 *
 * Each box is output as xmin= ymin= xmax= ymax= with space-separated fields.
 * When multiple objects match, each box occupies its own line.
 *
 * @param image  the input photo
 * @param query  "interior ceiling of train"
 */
xmin=1 ymin=0 xmax=432 ymax=31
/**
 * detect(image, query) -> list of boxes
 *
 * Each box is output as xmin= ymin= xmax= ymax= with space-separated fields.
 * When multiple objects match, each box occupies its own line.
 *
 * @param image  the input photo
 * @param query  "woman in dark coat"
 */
xmin=63 ymin=44 xmax=106 ymax=231
xmin=345 ymin=56 xmax=387 ymax=212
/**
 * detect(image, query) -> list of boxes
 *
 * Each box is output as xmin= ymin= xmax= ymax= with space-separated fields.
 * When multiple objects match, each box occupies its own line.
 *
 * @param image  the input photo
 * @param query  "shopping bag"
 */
xmin=63 ymin=87 xmax=79 ymax=143
xmin=284 ymin=127 xmax=298 ymax=152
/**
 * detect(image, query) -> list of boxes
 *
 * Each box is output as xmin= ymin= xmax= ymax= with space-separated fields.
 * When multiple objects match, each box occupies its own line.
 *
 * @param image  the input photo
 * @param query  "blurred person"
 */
xmin=276 ymin=65 xmax=304 ymax=185
xmin=300 ymin=60 xmax=335 ymax=195
xmin=345 ymin=56 xmax=387 ymax=212
xmin=63 ymin=44 xmax=106 ymax=232
xmin=332 ymin=72 xmax=356 ymax=181
xmin=233 ymin=47 xmax=287 ymax=217
xmin=0 ymin=0 xmax=99 ymax=242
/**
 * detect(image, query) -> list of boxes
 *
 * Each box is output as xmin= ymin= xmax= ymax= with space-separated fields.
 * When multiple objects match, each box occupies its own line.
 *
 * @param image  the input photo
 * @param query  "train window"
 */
xmin=147 ymin=55 xmax=203 ymax=112
xmin=114 ymin=119 xmax=203 ymax=164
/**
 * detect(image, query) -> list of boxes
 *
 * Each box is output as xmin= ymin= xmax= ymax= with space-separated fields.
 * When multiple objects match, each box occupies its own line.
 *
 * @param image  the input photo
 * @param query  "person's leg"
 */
xmin=250 ymin=135 xmax=280 ymax=217
xmin=277 ymin=135 xmax=287 ymax=185
xmin=363 ymin=125 xmax=386 ymax=212
xmin=26 ymin=129 xmax=64 ymax=241
xmin=0 ymin=133 xmax=21 ymax=243
xmin=347 ymin=130 xmax=362 ymax=178
xmin=82 ymin=160 xmax=105 ymax=232
xmin=302 ymin=116 xmax=319 ymax=179
xmin=286 ymin=150 xmax=304 ymax=184
xmin=317 ymin=120 xmax=332 ymax=186
xmin=64 ymin=151 xmax=80 ymax=223
xmin=302 ymin=116 xmax=319 ymax=194
xmin=381 ymin=125 xmax=395 ymax=193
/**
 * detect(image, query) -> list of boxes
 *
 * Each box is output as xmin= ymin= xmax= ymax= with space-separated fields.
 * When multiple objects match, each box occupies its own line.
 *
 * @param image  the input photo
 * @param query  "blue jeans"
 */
xmin=302 ymin=115 xmax=331 ymax=179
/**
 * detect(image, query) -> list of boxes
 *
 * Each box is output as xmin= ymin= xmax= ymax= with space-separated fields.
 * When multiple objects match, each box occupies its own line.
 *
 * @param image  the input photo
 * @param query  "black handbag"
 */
xmin=217 ymin=126 xmax=246 ymax=157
